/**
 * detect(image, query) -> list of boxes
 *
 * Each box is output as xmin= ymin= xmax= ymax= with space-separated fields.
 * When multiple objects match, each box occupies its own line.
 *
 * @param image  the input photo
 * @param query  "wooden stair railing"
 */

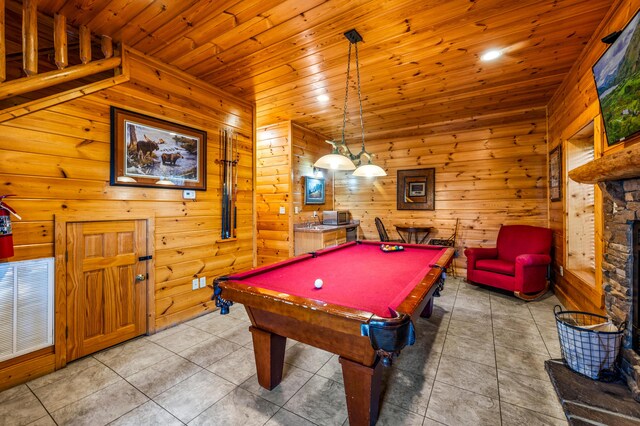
xmin=0 ymin=0 xmax=129 ymax=122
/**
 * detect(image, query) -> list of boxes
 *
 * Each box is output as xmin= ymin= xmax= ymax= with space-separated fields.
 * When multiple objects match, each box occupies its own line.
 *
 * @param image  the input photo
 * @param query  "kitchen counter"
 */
xmin=293 ymin=220 xmax=360 ymax=233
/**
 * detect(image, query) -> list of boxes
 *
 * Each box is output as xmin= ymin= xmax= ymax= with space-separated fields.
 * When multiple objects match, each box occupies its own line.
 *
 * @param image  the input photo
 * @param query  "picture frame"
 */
xmin=549 ymin=144 xmax=562 ymax=201
xmin=397 ymin=168 xmax=435 ymax=210
xmin=110 ymin=107 xmax=207 ymax=190
xmin=304 ymin=176 xmax=325 ymax=205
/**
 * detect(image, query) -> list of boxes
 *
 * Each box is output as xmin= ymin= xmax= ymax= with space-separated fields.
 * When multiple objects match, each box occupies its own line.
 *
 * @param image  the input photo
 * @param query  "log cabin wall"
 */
xmin=547 ymin=0 xmax=640 ymax=314
xmin=255 ymin=121 xmax=333 ymax=266
xmin=291 ymin=123 xmax=333 ymax=225
xmin=333 ymin=109 xmax=549 ymax=275
xmin=0 ymin=48 xmax=254 ymax=388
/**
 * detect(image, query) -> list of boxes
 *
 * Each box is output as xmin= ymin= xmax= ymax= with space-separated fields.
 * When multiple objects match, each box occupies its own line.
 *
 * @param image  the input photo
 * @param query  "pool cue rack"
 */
xmin=218 ymin=129 xmax=239 ymax=240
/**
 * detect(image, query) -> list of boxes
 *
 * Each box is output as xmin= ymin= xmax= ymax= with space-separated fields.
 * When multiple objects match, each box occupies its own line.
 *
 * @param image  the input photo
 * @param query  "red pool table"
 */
xmin=213 ymin=241 xmax=453 ymax=426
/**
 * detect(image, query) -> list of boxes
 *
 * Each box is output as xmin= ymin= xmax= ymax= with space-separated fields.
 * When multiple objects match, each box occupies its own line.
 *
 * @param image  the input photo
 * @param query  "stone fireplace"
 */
xmin=601 ymin=177 xmax=640 ymax=398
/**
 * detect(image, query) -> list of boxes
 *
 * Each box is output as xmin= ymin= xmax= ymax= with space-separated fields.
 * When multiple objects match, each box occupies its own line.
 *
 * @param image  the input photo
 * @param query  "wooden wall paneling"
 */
xmin=290 ymin=123 xmax=333 ymax=225
xmin=546 ymin=0 xmax=638 ymax=313
xmin=0 ymin=46 xmax=254 ymax=385
xmin=256 ymin=122 xmax=291 ymax=265
xmin=334 ymin=109 xmax=549 ymax=276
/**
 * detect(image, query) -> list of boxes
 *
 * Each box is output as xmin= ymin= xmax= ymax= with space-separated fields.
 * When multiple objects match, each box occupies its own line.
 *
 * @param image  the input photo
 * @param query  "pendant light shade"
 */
xmin=313 ymin=29 xmax=386 ymax=177
xmin=313 ymin=152 xmax=356 ymax=170
xmin=352 ymin=163 xmax=386 ymax=177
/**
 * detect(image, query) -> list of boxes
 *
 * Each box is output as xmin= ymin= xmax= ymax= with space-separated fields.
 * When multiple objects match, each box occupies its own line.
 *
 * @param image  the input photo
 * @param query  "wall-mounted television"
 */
xmin=592 ymin=10 xmax=640 ymax=146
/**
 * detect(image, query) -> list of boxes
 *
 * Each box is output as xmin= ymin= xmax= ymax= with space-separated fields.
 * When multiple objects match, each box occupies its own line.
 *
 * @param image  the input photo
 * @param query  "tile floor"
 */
xmin=0 ymin=277 xmax=568 ymax=425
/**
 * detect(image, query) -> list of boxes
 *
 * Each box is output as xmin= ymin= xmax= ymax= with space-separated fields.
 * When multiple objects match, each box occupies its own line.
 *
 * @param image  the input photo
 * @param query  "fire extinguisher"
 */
xmin=0 ymin=195 xmax=21 ymax=259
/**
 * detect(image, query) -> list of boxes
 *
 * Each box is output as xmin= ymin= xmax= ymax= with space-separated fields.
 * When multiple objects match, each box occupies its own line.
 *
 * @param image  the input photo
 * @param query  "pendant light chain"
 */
xmin=355 ymin=42 xmax=366 ymax=153
xmin=341 ymin=42 xmax=352 ymax=145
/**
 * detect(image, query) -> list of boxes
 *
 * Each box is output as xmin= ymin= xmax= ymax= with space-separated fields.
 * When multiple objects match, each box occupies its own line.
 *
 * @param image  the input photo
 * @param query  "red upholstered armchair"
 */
xmin=464 ymin=225 xmax=552 ymax=300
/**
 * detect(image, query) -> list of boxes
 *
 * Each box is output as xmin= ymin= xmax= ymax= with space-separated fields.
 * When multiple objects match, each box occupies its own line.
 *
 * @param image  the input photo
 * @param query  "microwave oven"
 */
xmin=323 ymin=210 xmax=349 ymax=225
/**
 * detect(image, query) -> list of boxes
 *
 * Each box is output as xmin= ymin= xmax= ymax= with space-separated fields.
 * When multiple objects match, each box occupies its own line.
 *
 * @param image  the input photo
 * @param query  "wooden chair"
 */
xmin=428 ymin=218 xmax=459 ymax=277
xmin=374 ymin=217 xmax=402 ymax=242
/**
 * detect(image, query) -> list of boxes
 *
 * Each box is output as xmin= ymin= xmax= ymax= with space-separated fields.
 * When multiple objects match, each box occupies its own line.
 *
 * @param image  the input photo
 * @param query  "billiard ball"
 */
xmin=314 ymin=278 xmax=323 ymax=289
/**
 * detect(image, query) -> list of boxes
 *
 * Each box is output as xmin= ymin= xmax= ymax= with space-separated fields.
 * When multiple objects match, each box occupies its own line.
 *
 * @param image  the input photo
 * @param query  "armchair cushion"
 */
xmin=476 ymin=259 xmax=515 ymax=276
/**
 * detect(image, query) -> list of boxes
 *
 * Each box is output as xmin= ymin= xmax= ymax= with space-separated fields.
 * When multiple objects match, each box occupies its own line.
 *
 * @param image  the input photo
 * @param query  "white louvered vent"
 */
xmin=0 ymin=258 xmax=54 ymax=362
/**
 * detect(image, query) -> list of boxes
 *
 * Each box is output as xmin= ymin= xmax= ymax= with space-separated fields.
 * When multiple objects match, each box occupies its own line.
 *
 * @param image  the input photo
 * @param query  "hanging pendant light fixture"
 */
xmin=313 ymin=29 xmax=386 ymax=177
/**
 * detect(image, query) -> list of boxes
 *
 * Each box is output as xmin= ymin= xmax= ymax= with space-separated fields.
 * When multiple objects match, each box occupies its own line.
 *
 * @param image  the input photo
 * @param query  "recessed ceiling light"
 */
xmin=317 ymin=94 xmax=330 ymax=102
xmin=481 ymin=49 xmax=503 ymax=61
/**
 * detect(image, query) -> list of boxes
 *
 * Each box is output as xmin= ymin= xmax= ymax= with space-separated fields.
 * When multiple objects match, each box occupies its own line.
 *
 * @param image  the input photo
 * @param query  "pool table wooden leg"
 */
xmin=249 ymin=326 xmax=286 ymax=390
xmin=339 ymin=357 xmax=383 ymax=426
xmin=419 ymin=296 xmax=434 ymax=318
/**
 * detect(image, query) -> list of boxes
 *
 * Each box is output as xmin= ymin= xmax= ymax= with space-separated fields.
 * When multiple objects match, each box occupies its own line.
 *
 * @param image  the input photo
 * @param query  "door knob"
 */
xmin=135 ymin=274 xmax=146 ymax=282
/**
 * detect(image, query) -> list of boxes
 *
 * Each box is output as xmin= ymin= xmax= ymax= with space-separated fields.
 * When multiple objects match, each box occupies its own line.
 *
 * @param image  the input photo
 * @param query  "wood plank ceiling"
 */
xmin=32 ymin=0 xmax=614 ymax=141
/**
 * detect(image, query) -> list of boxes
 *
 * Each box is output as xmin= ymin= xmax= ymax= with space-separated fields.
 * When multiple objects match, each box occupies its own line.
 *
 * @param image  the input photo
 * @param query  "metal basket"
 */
xmin=554 ymin=305 xmax=625 ymax=380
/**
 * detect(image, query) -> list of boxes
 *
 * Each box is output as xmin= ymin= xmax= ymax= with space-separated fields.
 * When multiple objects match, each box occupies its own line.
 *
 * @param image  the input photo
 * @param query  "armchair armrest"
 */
xmin=515 ymin=254 xmax=551 ymax=267
xmin=464 ymin=247 xmax=498 ymax=261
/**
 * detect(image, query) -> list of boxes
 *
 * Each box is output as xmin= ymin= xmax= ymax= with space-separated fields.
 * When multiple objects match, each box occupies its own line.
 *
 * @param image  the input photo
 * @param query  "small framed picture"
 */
xmin=409 ymin=182 xmax=426 ymax=197
xmin=549 ymin=144 xmax=562 ymax=201
xmin=304 ymin=177 xmax=325 ymax=205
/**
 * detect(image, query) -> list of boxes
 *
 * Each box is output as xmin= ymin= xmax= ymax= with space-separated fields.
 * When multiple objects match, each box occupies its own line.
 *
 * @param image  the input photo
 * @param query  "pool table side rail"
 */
xmin=394 ymin=247 xmax=455 ymax=316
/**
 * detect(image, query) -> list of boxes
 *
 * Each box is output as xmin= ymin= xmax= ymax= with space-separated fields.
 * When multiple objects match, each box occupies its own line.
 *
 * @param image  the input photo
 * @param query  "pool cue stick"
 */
xmin=232 ymin=132 xmax=238 ymax=238
xmin=221 ymin=129 xmax=229 ymax=239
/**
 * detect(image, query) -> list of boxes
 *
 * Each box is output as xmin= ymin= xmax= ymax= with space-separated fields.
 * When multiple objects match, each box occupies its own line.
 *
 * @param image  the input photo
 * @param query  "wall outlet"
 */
xmin=192 ymin=278 xmax=199 ymax=290
xmin=294 ymin=206 xmax=299 ymax=214
xmin=199 ymin=277 xmax=207 ymax=288
xmin=279 ymin=206 xmax=285 ymax=214
xmin=183 ymin=190 xmax=196 ymax=200
xmin=559 ymin=266 xmax=564 ymax=276
xmin=312 ymin=211 xmax=317 ymax=217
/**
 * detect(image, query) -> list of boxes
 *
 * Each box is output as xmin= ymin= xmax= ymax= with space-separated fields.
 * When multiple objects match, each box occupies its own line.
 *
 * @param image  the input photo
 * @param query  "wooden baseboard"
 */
xmin=0 ymin=348 xmax=56 ymax=392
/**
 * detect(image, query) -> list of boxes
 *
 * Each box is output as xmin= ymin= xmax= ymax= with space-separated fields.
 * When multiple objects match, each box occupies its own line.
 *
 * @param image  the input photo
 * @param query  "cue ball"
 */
xmin=314 ymin=278 xmax=323 ymax=289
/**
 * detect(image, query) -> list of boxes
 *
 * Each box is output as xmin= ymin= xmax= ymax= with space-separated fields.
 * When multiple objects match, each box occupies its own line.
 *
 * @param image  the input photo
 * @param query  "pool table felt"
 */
xmin=226 ymin=241 xmax=448 ymax=318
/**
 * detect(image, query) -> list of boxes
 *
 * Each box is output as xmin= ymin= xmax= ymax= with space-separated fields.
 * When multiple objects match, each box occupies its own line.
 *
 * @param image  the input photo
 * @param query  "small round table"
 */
xmin=394 ymin=225 xmax=432 ymax=244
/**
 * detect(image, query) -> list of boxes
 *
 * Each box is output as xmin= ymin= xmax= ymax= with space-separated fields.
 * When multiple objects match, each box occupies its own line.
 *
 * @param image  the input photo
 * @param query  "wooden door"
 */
xmin=66 ymin=220 xmax=148 ymax=361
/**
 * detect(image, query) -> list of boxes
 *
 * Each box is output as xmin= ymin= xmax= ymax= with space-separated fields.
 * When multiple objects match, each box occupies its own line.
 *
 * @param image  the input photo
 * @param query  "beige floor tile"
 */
xmin=495 ymin=346 xmax=551 ymax=381
xmin=214 ymin=322 xmax=253 ymax=345
xmin=125 ymin=354 xmax=202 ymax=397
xmin=284 ymin=343 xmax=333 ymax=373
xmin=442 ymin=335 xmax=495 ymax=367
xmin=500 ymin=402 xmax=568 ymax=425
xmin=109 ymin=400 xmax=182 ymax=425
xmin=454 ymin=295 xmax=492 ymax=313
xmin=240 ymin=364 xmax=313 ymax=406
xmin=316 ymin=354 xmax=344 ymax=384
xmin=264 ymin=408 xmax=316 ymax=425
xmin=188 ymin=312 xmax=246 ymax=335
xmin=451 ymin=306 xmax=491 ymax=324
xmin=491 ymin=312 xmax=539 ymax=334
xmin=497 ymin=369 xmax=565 ymax=420
xmin=27 ymin=357 xmax=100 ymax=390
xmin=0 ymin=385 xmax=48 ymax=426
xmin=179 ymin=335 xmax=242 ymax=368
xmin=190 ymin=387 xmax=280 ymax=425
xmin=435 ymin=356 xmax=498 ymax=399
xmin=426 ymin=381 xmax=500 ymax=426
xmin=51 ymin=380 xmax=148 ymax=426
xmin=206 ymin=347 xmax=257 ymax=385
xmin=26 ymin=415 xmax=56 ymax=426
xmin=446 ymin=318 xmax=494 ymax=342
xmin=283 ymin=375 xmax=347 ymax=426
xmin=394 ymin=342 xmax=441 ymax=379
xmin=31 ymin=363 xmax=121 ymax=412
xmin=493 ymin=328 xmax=549 ymax=356
xmin=93 ymin=338 xmax=174 ymax=378
xmin=145 ymin=323 xmax=191 ymax=343
xmin=152 ymin=324 xmax=213 ymax=353
xmin=376 ymin=402 xmax=425 ymax=425
xmin=154 ymin=370 xmax=235 ymax=423
xmin=381 ymin=368 xmax=434 ymax=416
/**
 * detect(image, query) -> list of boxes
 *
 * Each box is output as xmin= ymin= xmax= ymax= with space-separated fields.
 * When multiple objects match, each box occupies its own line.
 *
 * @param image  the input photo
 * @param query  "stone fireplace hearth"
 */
xmin=601 ymin=177 xmax=640 ymax=398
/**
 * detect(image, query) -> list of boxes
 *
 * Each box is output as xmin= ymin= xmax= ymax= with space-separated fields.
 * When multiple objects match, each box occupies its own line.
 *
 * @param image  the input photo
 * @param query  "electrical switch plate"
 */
xmin=199 ymin=277 xmax=207 ymax=288
xmin=559 ymin=266 xmax=564 ymax=276
xmin=183 ymin=190 xmax=196 ymax=200
xmin=192 ymin=278 xmax=199 ymax=290
xmin=279 ymin=206 xmax=285 ymax=214
xmin=294 ymin=206 xmax=299 ymax=214
xmin=312 ymin=211 xmax=317 ymax=217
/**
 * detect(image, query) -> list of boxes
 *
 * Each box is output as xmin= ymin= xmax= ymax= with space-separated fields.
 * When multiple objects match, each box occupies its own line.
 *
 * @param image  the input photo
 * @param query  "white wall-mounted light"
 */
xmin=481 ymin=49 xmax=503 ymax=61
